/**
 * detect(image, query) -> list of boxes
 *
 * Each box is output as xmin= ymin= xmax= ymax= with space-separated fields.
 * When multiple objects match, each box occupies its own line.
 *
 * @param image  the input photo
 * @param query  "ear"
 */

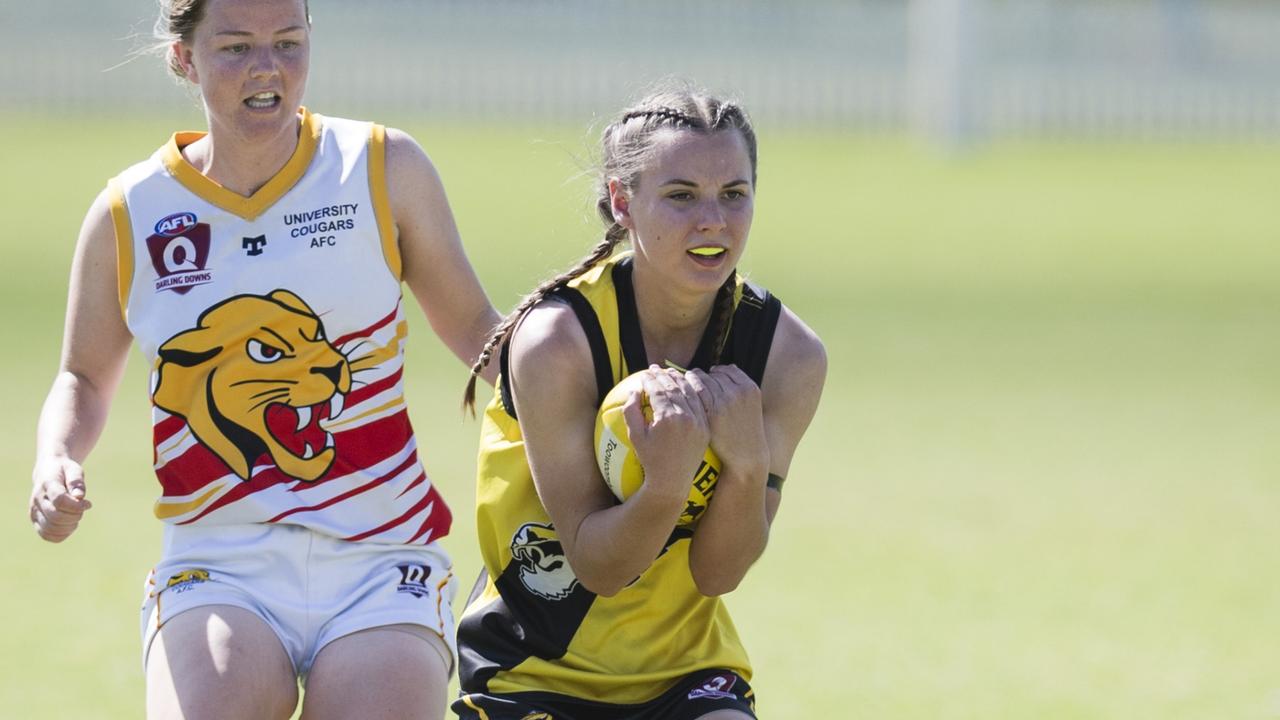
xmin=268 ymin=289 xmax=314 ymax=316
xmin=172 ymin=40 xmax=198 ymax=83
xmin=608 ymin=178 xmax=633 ymax=230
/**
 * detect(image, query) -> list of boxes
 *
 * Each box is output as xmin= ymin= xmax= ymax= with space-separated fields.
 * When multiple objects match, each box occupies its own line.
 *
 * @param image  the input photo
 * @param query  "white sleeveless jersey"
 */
xmin=107 ymin=108 xmax=451 ymax=544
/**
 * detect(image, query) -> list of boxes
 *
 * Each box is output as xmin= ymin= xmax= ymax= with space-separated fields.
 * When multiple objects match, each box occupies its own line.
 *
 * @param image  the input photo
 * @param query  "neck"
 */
xmin=631 ymin=261 xmax=722 ymax=367
xmin=184 ymin=112 xmax=303 ymax=197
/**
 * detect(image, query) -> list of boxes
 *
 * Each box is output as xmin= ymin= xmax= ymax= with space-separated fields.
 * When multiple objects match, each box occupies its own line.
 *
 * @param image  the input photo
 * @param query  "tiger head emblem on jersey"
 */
xmin=510 ymin=522 xmax=580 ymax=601
xmin=153 ymin=290 xmax=350 ymax=482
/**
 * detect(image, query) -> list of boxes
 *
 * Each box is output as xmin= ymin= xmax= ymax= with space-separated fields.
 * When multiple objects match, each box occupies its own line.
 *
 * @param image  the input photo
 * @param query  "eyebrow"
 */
xmin=659 ymin=179 xmax=752 ymax=188
xmin=214 ymin=26 xmax=307 ymax=37
xmin=260 ymin=327 xmax=295 ymax=353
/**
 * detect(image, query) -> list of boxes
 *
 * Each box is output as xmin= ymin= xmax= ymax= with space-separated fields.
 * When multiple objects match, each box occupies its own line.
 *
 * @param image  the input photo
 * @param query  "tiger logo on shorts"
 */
xmin=153 ymin=290 xmax=350 ymax=482
xmin=165 ymin=569 xmax=211 ymax=594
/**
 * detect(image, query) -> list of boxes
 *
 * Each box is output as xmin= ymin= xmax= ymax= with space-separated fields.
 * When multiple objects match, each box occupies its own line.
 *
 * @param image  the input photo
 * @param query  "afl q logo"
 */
xmin=146 ymin=212 xmax=214 ymax=294
xmin=162 ymin=235 xmax=200 ymax=272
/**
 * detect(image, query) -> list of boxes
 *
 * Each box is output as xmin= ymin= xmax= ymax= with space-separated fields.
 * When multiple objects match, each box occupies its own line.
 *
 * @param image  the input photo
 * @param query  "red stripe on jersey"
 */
xmin=333 ymin=300 xmax=400 ymax=348
xmin=154 ymin=415 xmax=186 ymax=446
xmin=346 ymin=367 xmax=403 ymax=406
xmin=159 ymin=406 xmax=416 ymax=501
xmin=396 ymin=471 xmax=427 ymax=499
xmin=157 ymin=444 xmax=239 ymax=498
xmin=266 ymin=450 xmax=420 ymax=523
xmin=343 ymin=483 xmax=451 ymax=543
xmin=294 ymin=409 xmax=415 ymax=491
xmin=178 ymin=465 xmax=295 ymax=524
xmin=406 ymin=490 xmax=452 ymax=544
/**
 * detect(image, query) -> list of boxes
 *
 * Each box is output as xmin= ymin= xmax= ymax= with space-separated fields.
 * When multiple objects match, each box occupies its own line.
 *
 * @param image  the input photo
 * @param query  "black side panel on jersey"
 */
xmin=457 ymin=560 xmax=599 ymax=692
xmin=497 ymin=286 xmax=614 ymax=421
xmin=724 ymin=281 xmax=782 ymax=387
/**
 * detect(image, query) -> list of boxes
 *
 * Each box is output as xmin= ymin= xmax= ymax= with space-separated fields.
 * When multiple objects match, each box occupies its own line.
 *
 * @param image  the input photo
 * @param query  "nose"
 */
xmin=310 ymin=361 xmax=345 ymax=386
xmin=249 ymin=46 xmax=278 ymax=79
xmin=696 ymin=199 xmax=727 ymax=233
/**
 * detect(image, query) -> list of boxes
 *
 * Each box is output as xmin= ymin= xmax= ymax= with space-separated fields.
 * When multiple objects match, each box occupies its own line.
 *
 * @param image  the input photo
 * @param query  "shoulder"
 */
xmin=383 ymin=127 xmax=440 ymax=177
xmin=508 ymin=295 xmax=602 ymax=404
xmin=81 ymin=186 xmax=120 ymax=247
xmin=379 ymin=127 xmax=447 ymax=205
xmin=762 ymin=303 xmax=827 ymax=409
xmin=509 ymin=295 xmax=594 ymax=379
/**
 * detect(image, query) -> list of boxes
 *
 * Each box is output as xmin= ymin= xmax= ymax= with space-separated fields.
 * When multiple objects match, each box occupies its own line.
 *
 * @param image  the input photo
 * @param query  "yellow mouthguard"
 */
xmin=689 ymin=247 xmax=724 ymax=256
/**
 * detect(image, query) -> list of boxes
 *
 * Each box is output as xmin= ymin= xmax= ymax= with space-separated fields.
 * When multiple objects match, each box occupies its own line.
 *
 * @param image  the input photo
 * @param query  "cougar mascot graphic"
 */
xmin=153 ymin=290 xmax=350 ymax=481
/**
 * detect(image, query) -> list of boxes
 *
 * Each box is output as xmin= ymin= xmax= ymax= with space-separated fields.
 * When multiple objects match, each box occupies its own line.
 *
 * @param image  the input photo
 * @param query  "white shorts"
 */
xmin=140 ymin=522 xmax=457 ymax=679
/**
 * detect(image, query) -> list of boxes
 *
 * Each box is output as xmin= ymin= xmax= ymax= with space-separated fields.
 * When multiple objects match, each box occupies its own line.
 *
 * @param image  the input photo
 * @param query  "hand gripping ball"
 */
xmin=593 ymin=371 xmax=722 ymax=527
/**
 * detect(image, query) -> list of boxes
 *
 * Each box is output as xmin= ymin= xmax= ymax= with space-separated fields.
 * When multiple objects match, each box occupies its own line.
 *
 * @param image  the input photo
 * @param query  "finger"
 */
xmin=650 ymin=368 xmax=680 ymax=392
xmin=641 ymin=372 xmax=689 ymax=419
xmin=52 ymin=492 xmax=91 ymax=514
xmin=641 ymin=370 xmax=675 ymax=402
xmin=37 ymin=495 xmax=61 ymax=519
xmin=683 ymin=369 xmax=716 ymax=413
xmin=38 ymin=499 xmax=83 ymax=528
xmin=666 ymin=372 xmax=704 ymax=413
xmin=37 ymin=522 xmax=72 ymax=543
xmin=621 ymin=389 xmax=649 ymax=436
xmin=44 ymin=478 xmax=90 ymax=513
xmin=30 ymin=508 xmax=69 ymax=542
xmin=700 ymin=367 xmax=729 ymax=396
xmin=63 ymin=462 xmax=87 ymax=501
xmin=711 ymin=363 xmax=750 ymax=386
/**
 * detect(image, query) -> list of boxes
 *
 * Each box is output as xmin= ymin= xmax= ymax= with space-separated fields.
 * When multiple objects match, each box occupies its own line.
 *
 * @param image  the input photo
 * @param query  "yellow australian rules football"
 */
xmin=594 ymin=370 xmax=722 ymax=527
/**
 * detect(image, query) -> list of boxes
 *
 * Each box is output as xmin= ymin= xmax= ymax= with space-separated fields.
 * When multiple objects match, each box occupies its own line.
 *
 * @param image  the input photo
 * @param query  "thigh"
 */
xmin=146 ymin=604 xmax=298 ymax=720
xmin=300 ymin=623 xmax=450 ymax=720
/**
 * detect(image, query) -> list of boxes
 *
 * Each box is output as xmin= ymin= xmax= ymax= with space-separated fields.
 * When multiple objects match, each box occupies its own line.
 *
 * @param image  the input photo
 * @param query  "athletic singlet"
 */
xmin=458 ymin=253 xmax=782 ymax=704
xmin=108 ymin=108 xmax=451 ymax=544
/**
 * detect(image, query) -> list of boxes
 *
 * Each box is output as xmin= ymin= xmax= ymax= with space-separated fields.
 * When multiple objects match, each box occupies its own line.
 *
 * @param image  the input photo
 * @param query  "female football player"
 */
xmin=28 ymin=0 xmax=498 ymax=717
xmin=455 ymin=83 xmax=827 ymax=719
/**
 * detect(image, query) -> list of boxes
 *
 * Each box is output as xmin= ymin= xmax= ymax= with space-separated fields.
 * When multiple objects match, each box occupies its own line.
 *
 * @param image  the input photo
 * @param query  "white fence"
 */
xmin=2 ymin=0 xmax=1278 ymax=137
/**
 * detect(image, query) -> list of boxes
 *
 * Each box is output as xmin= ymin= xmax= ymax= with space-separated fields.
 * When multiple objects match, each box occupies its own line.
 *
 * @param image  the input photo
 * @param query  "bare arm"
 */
xmin=30 ymin=190 xmax=134 ymax=542
xmin=511 ymin=302 xmax=711 ymax=596
xmin=686 ymin=306 xmax=827 ymax=594
xmin=386 ymin=128 xmax=501 ymax=385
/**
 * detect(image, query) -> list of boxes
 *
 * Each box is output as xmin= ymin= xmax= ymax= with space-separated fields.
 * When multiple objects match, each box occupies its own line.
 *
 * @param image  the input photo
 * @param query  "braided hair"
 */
xmin=463 ymin=82 xmax=758 ymax=412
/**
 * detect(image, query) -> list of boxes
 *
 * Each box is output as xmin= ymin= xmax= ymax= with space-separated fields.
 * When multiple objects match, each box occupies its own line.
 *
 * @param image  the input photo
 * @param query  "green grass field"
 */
xmin=1 ymin=112 xmax=1277 ymax=719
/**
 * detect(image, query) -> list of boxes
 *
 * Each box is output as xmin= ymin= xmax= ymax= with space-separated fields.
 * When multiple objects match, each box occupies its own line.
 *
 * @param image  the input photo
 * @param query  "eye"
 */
xmin=723 ymin=188 xmax=749 ymax=201
xmin=667 ymin=191 xmax=694 ymax=202
xmin=276 ymin=39 xmax=300 ymax=51
xmin=247 ymin=339 xmax=285 ymax=363
xmin=224 ymin=43 xmax=249 ymax=55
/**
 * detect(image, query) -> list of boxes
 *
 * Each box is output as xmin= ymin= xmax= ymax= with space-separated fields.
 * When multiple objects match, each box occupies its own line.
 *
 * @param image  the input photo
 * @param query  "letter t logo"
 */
xmin=242 ymin=235 xmax=267 ymax=256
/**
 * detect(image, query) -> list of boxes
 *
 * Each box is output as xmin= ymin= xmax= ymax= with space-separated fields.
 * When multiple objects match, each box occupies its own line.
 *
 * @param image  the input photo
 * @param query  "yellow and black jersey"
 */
xmin=457 ymin=252 xmax=782 ymax=705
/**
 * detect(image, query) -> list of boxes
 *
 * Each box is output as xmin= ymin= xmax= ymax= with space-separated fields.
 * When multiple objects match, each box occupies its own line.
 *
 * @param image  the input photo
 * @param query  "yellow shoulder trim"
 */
xmin=106 ymin=178 xmax=134 ymax=324
xmin=160 ymin=107 xmax=322 ymax=220
xmin=368 ymin=123 xmax=401 ymax=281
